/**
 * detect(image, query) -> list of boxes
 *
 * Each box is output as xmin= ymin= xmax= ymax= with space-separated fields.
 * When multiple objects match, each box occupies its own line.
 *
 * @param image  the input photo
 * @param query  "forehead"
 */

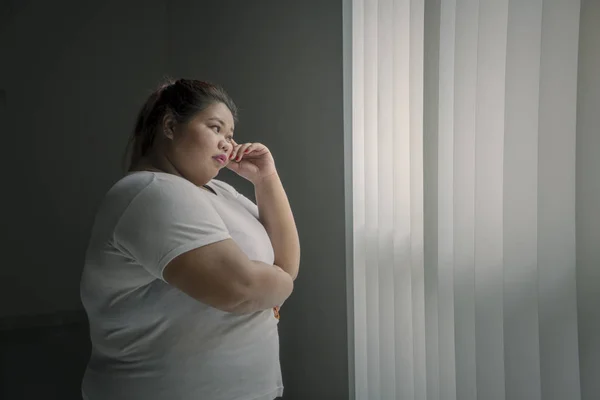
xmin=196 ymin=102 xmax=235 ymax=127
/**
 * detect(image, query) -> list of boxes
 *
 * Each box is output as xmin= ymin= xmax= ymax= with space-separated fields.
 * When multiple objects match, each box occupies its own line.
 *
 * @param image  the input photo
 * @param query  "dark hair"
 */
xmin=124 ymin=78 xmax=238 ymax=171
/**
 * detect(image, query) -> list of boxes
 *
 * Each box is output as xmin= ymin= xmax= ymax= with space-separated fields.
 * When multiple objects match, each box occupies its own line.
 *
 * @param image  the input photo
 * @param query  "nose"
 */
xmin=219 ymin=139 xmax=231 ymax=153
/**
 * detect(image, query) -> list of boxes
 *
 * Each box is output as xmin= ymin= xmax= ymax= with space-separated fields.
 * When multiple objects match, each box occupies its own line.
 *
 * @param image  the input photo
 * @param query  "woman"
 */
xmin=80 ymin=79 xmax=300 ymax=400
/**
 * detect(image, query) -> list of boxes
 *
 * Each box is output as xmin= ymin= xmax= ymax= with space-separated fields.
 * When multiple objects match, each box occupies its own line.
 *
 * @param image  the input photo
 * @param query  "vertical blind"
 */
xmin=348 ymin=0 xmax=582 ymax=399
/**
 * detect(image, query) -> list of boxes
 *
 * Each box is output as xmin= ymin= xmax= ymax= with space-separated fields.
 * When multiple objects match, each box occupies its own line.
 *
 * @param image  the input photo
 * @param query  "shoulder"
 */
xmin=101 ymin=172 xmax=208 ymax=217
xmin=107 ymin=171 xmax=193 ymax=195
xmin=117 ymin=171 xmax=201 ymax=197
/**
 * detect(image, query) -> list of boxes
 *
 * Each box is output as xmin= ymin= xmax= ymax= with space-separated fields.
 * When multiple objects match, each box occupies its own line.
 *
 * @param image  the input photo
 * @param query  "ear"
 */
xmin=162 ymin=113 xmax=177 ymax=140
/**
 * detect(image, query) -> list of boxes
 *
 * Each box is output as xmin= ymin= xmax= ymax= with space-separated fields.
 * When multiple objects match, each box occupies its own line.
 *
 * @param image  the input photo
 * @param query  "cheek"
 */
xmin=178 ymin=131 xmax=214 ymax=153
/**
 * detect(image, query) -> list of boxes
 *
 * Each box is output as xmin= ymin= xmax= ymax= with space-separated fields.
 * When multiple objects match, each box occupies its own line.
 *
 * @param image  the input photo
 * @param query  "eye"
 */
xmin=212 ymin=125 xmax=221 ymax=133
xmin=226 ymin=136 xmax=233 ymax=143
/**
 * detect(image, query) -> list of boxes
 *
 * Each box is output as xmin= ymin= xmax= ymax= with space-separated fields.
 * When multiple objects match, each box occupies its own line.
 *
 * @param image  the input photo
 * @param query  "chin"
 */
xmin=183 ymin=170 xmax=213 ymax=187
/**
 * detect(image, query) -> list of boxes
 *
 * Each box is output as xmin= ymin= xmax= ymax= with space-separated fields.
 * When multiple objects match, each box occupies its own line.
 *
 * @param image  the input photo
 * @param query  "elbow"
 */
xmin=215 ymin=288 xmax=259 ymax=314
xmin=207 ymin=274 xmax=258 ymax=314
xmin=222 ymin=301 xmax=259 ymax=315
xmin=234 ymin=264 xmax=294 ymax=313
xmin=289 ymin=268 xmax=299 ymax=281
xmin=221 ymin=282 xmax=260 ymax=315
xmin=275 ymin=255 xmax=300 ymax=281
xmin=206 ymin=296 xmax=255 ymax=315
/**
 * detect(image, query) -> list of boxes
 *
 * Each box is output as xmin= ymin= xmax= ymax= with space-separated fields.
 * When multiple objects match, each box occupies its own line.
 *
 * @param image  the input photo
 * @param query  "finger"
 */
xmin=244 ymin=143 xmax=269 ymax=156
xmin=242 ymin=143 xmax=259 ymax=155
xmin=235 ymin=143 xmax=253 ymax=161
xmin=229 ymin=142 xmax=242 ymax=160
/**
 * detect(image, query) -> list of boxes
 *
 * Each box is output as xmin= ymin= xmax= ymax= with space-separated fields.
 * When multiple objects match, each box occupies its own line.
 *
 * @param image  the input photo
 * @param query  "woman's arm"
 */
xmin=163 ymin=239 xmax=294 ymax=314
xmin=254 ymin=173 xmax=300 ymax=280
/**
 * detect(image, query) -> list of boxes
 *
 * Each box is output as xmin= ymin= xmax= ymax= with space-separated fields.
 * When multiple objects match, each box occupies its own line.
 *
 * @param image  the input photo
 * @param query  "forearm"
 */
xmin=254 ymin=173 xmax=300 ymax=280
xmin=232 ymin=261 xmax=294 ymax=314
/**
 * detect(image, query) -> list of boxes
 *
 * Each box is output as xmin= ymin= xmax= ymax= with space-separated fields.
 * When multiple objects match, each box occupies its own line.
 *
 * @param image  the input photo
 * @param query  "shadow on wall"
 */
xmin=0 ymin=312 xmax=90 ymax=400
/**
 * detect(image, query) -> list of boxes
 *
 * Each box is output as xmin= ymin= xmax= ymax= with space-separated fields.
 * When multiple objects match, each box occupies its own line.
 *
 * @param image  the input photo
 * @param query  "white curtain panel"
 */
xmin=347 ymin=0 xmax=582 ymax=399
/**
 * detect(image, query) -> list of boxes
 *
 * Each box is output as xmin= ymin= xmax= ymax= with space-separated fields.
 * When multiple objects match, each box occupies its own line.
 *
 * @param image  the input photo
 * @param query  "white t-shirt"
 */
xmin=80 ymin=171 xmax=282 ymax=400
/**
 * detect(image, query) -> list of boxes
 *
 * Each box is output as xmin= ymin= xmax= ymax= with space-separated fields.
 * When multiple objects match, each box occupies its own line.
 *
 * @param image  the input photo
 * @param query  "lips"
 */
xmin=213 ymin=154 xmax=228 ymax=164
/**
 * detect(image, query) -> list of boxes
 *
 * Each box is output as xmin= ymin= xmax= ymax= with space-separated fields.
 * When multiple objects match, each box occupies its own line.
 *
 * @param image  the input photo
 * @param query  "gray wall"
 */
xmin=0 ymin=0 xmax=169 ymax=317
xmin=576 ymin=1 xmax=600 ymax=399
xmin=1 ymin=1 xmax=349 ymax=399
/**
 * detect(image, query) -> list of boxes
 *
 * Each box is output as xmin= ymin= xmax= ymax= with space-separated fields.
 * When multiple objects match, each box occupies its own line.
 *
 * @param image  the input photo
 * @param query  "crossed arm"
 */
xmin=163 ymin=175 xmax=299 ymax=314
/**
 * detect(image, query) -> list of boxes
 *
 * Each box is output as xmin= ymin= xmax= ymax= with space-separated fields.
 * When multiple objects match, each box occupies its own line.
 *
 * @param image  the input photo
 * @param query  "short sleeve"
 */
xmin=114 ymin=175 xmax=231 ymax=280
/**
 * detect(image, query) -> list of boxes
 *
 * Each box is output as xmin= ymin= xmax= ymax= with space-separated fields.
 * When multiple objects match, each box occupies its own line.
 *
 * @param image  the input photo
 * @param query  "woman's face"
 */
xmin=164 ymin=102 xmax=235 ymax=186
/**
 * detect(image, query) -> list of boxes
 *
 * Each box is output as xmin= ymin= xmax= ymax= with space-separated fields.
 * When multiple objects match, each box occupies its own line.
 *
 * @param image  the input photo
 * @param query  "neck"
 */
xmin=133 ymin=151 xmax=180 ymax=177
xmin=132 ymin=152 xmax=213 ymax=191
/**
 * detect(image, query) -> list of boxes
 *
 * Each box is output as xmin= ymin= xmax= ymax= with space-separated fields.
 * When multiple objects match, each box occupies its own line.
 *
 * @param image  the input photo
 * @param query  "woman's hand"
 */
xmin=226 ymin=140 xmax=277 ymax=185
